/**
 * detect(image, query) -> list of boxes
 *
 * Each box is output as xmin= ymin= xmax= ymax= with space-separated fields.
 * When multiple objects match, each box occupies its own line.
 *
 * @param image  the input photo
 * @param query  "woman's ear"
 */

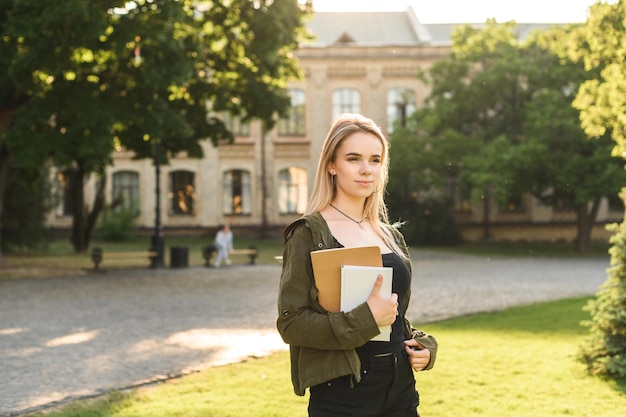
xmin=328 ymin=163 xmax=336 ymax=176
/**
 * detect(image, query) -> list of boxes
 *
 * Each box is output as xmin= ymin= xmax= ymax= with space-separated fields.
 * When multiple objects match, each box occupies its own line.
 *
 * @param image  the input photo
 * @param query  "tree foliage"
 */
xmin=0 ymin=0 xmax=309 ymax=253
xmin=0 ymin=165 xmax=53 ymax=252
xmin=387 ymin=115 xmax=465 ymax=246
xmin=563 ymin=0 xmax=626 ymax=381
xmin=390 ymin=19 xmax=625 ymax=251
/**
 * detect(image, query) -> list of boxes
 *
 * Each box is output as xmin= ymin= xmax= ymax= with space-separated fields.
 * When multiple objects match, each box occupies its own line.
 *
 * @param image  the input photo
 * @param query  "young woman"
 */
xmin=277 ymin=114 xmax=437 ymax=417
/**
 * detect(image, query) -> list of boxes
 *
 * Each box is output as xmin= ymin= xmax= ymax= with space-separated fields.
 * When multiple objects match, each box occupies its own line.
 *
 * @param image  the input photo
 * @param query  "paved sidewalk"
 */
xmin=0 ymin=252 xmax=610 ymax=416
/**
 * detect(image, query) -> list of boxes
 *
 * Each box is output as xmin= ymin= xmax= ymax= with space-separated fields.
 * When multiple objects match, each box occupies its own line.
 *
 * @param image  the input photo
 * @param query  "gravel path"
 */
xmin=0 ymin=252 xmax=610 ymax=416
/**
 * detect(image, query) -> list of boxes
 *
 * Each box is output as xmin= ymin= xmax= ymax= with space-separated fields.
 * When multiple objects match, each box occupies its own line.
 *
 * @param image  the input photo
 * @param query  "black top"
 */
xmin=355 ymin=251 xmax=412 ymax=357
xmin=331 ymin=237 xmax=412 ymax=356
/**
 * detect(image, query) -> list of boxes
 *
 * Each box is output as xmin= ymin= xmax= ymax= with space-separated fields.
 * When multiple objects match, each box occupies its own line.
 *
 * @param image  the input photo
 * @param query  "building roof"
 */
xmin=304 ymin=7 xmax=562 ymax=47
xmin=304 ymin=10 xmax=422 ymax=46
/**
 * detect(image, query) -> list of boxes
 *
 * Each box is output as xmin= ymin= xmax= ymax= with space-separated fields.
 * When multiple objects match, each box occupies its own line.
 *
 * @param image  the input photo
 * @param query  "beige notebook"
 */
xmin=341 ymin=265 xmax=393 ymax=342
xmin=310 ymin=246 xmax=382 ymax=312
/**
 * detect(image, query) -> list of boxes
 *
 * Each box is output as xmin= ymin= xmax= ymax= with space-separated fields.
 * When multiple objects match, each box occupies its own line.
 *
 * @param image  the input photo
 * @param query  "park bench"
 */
xmin=90 ymin=247 xmax=157 ymax=270
xmin=230 ymin=248 xmax=259 ymax=264
xmin=202 ymin=245 xmax=259 ymax=266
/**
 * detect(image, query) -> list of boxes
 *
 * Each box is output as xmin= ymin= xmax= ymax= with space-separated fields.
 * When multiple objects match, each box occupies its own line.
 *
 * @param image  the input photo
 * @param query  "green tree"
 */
xmin=415 ymin=20 xmax=533 ymax=240
xmin=1 ymin=165 xmax=53 ymax=252
xmin=491 ymin=27 xmax=626 ymax=253
xmin=387 ymin=113 xmax=467 ymax=245
xmin=401 ymin=20 xmax=623 ymax=251
xmin=0 ymin=0 xmax=309 ymax=253
xmin=565 ymin=0 xmax=626 ymax=379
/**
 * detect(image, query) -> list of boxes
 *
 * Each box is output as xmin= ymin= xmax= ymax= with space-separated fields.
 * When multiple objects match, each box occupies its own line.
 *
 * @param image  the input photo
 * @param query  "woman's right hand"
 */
xmin=366 ymin=275 xmax=398 ymax=326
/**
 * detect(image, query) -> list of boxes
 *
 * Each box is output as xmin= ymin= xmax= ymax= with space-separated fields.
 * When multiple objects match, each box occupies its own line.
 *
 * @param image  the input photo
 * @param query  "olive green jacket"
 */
xmin=276 ymin=212 xmax=438 ymax=396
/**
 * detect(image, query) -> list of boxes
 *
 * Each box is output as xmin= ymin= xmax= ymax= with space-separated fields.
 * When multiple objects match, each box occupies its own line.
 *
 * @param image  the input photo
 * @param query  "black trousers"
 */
xmin=308 ymin=350 xmax=420 ymax=417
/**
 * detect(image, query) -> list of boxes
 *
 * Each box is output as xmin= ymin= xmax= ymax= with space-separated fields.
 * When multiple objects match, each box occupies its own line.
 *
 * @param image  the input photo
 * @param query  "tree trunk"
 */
xmin=260 ymin=125 xmax=270 ymax=238
xmin=0 ymin=102 xmax=16 ymax=265
xmin=69 ymin=165 xmax=106 ymax=253
xmin=70 ymin=165 xmax=87 ymax=252
xmin=0 ymin=144 xmax=12 ymax=265
xmin=84 ymin=174 xmax=107 ymax=249
xmin=481 ymin=189 xmax=491 ymax=241
xmin=575 ymin=199 xmax=601 ymax=253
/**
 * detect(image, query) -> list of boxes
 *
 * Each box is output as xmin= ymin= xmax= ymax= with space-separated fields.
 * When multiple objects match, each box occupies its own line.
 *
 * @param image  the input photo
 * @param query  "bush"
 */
xmin=390 ymin=198 xmax=463 ymax=246
xmin=580 ymin=220 xmax=626 ymax=379
xmin=96 ymin=206 xmax=138 ymax=242
xmin=1 ymin=169 xmax=53 ymax=252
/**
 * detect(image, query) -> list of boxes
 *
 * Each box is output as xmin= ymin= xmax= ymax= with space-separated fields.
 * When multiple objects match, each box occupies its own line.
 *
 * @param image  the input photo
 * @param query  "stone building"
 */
xmin=47 ymin=7 xmax=622 ymax=242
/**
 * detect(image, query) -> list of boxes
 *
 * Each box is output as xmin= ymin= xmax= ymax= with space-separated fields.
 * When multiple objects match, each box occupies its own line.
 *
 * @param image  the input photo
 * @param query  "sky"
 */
xmin=310 ymin=0 xmax=599 ymax=23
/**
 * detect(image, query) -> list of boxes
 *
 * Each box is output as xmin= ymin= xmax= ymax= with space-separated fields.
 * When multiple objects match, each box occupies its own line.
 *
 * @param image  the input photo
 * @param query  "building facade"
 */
xmin=47 ymin=8 xmax=622 ymax=242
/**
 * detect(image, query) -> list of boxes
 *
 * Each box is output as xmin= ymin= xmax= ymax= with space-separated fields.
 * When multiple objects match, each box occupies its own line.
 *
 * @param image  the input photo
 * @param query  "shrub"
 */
xmin=580 ymin=220 xmax=626 ymax=379
xmin=97 ymin=206 xmax=138 ymax=242
xmin=391 ymin=197 xmax=463 ymax=246
xmin=1 ymin=168 xmax=53 ymax=252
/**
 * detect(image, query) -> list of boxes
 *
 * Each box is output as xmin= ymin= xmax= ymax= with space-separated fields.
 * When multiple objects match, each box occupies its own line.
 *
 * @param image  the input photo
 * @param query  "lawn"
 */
xmin=22 ymin=297 xmax=626 ymax=417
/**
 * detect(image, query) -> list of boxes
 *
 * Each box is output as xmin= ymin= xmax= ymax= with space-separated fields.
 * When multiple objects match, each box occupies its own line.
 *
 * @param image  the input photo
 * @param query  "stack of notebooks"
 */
xmin=311 ymin=246 xmax=392 ymax=341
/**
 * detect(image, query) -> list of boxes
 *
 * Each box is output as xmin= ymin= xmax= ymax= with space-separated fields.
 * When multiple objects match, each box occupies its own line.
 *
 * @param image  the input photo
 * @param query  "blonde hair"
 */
xmin=305 ymin=113 xmax=405 ymax=257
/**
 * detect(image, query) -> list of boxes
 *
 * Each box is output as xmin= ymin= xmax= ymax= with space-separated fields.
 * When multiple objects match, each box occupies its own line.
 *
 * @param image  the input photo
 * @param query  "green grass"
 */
xmin=418 ymin=298 xmax=626 ymax=416
xmin=23 ymin=297 xmax=625 ymax=417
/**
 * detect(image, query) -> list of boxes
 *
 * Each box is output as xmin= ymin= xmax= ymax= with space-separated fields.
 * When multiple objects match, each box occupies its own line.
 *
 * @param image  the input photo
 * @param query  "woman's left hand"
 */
xmin=404 ymin=339 xmax=431 ymax=372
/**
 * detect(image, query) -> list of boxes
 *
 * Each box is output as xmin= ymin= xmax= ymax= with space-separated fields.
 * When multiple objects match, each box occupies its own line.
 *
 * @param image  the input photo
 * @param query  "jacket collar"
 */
xmin=284 ymin=212 xmax=336 ymax=250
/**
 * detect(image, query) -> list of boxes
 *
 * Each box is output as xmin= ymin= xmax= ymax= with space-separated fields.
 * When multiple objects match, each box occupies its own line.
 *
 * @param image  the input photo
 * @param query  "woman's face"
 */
xmin=328 ymin=132 xmax=383 ymax=201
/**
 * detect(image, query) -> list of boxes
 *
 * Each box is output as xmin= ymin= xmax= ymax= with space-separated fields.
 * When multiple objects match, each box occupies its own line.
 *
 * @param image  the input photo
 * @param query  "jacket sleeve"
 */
xmin=276 ymin=223 xmax=380 ymax=350
xmin=411 ymin=327 xmax=438 ymax=370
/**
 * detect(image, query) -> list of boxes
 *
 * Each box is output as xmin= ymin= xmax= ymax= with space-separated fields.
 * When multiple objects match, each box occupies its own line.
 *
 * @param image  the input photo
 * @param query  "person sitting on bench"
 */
xmin=214 ymin=224 xmax=233 ymax=267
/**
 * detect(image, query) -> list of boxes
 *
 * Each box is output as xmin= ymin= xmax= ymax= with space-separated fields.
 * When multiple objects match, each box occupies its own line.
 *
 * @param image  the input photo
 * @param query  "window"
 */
xmin=278 ymin=167 xmax=308 ymax=214
xmin=387 ymin=88 xmax=416 ymax=133
xmin=223 ymin=169 xmax=251 ymax=215
xmin=278 ymin=89 xmax=306 ymax=136
xmin=332 ymin=88 xmax=361 ymax=122
xmin=169 ymin=171 xmax=195 ymax=215
xmin=112 ymin=171 xmax=139 ymax=212
xmin=222 ymin=112 xmax=250 ymax=137
xmin=57 ymin=169 xmax=74 ymax=216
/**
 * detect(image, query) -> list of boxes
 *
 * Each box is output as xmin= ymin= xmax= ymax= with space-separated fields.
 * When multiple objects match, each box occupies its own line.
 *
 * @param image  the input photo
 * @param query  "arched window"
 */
xmin=112 ymin=171 xmax=139 ymax=212
xmin=387 ymin=87 xmax=416 ymax=133
xmin=223 ymin=169 xmax=251 ymax=215
xmin=278 ymin=89 xmax=306 ymax=136
xmin=169 ymin=170 xmax=196 ymax=215
xmin=332 ymin=88 xmax=361 ymax=122
xmin=278 ymin=167 xmax=308 ymax=214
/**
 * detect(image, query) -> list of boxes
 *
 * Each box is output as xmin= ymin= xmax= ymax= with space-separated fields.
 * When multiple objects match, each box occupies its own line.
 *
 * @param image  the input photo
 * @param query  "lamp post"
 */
xmin=260 ymin=125 xmax=269 ymax=238
xmin=151 ymin=138 xmax=165 ymax=268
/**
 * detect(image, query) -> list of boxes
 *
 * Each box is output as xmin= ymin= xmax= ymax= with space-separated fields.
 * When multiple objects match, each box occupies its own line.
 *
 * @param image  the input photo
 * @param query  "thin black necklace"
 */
xmin=330 ymin=204 xmax=364 ymax=227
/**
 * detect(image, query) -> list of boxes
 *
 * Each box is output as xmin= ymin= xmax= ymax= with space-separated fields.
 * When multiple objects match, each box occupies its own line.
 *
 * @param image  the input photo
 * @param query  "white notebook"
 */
xmin=340 ymin=265 xmax=393 ymax=342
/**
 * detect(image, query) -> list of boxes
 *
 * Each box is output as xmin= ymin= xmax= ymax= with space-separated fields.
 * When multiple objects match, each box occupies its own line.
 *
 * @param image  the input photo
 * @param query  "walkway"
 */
xmin=0 ymin=252 xmax=610 ymax=416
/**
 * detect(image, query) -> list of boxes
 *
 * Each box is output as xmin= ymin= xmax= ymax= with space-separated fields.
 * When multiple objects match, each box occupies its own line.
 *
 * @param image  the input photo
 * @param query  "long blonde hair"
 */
xmin=305 ymin=113 xmax=405 ymax=256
